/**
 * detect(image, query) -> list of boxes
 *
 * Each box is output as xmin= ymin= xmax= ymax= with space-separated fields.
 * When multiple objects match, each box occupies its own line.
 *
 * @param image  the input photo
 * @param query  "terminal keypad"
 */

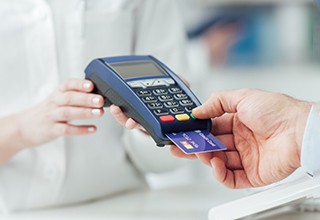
xmin=133 ymin=78 xmax=196 ymax=122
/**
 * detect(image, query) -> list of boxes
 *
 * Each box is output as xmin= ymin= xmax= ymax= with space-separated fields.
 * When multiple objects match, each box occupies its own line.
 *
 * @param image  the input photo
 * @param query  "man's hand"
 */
xmin=171 ymin=89 xmax=312 ymax=188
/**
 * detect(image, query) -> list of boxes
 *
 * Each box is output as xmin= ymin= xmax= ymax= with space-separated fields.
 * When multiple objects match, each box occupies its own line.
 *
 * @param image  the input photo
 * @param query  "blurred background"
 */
xmin=179 ymin=0 xmax=320 ymax=101
xmin=147 ymin=0 xmax=320 ymax=191
xmin=184 ymin=0 xmax=319 ymax=66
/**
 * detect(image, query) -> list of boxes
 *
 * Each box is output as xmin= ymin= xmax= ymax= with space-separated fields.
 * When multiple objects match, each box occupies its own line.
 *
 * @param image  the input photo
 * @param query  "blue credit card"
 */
xmin=166 ymin=130 xmax=227 ymax=154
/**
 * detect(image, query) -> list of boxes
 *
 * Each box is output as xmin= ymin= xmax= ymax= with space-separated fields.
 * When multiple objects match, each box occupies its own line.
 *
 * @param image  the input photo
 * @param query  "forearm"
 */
xmin=0 ymin=113 xmax=25 ymax=165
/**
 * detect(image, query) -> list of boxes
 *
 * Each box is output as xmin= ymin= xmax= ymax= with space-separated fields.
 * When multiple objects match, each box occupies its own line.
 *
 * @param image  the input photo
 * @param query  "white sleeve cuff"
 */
xmin=301 ymin=104 xmax=320 ymax=178
xmin=122 ymin=129 xmax=184 ymax=174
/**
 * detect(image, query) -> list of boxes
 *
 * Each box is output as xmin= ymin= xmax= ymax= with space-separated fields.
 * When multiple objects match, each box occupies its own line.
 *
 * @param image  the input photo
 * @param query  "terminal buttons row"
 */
xmin=159 ymin=113 xmax=190 ymax=122
xmin=128 ymin=78 xmax=175 ymax=88
xmin=136 ymin=87 xmax=183 ymax=97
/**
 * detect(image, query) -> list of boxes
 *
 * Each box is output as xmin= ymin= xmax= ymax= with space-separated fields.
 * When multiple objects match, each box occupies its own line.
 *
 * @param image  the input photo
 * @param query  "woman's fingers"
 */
xmin=54 ymin=79 xmax=104 ymax=108
xmin=59 ymin=79 xmax=94 ymax=93
xmin=125 ymin=118 xmax=140 ymax=129
xmin=110 ymin=105 xmax=141 ymax=129
xmin=52 ymin=107 xmax=104 ymax=121
xmin=52 ymin=123 xmax=97 ymax=137
xmin=110 ymin=105 xmax=129 ymax=126
xmin=54 ymin=91 xmax=104 ymax=108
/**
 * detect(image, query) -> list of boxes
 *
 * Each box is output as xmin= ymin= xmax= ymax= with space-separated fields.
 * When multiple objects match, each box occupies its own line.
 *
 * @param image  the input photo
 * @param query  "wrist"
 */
xmin=12 ymin=112 xmax=29 ymax=151
xmin=16 ymin=109 xmax=36 ymax=150
xmin=0 ymin=113 xmax=27 ymax=164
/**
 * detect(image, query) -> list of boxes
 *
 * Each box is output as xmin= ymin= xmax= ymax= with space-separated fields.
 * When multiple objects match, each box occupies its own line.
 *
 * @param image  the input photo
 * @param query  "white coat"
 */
xmin=0 ymin=0 xmax=188 ymax=212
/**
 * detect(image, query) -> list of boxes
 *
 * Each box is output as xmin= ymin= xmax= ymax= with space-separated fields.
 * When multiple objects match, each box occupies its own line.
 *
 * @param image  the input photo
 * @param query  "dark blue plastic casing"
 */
xmin=85 ymin=55 xmax=211 ymax=146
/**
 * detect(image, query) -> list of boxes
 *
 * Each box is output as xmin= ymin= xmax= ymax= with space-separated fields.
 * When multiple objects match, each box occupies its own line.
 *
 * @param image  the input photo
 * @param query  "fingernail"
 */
xmin=83 ymin=82 xmax=91 ymax=90
xmin=88 ymin=127 xmax=95 ymax=132
xmin=92 ymin=97 xmax=100 ymax=105
xmin=210 ymin=159 xmax=215 ymax=167
xmin=91 ymin=109 xmax=101 ymax=116
xmin=191 ymin=109 xmax=196 ymax=115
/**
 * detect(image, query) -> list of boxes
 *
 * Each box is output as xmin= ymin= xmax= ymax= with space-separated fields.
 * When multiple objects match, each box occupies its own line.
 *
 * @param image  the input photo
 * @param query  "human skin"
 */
xmin=170 ymin=89 xmax=312 ymax=188
xmin=0 ymin=79 xmax=104 ymax=164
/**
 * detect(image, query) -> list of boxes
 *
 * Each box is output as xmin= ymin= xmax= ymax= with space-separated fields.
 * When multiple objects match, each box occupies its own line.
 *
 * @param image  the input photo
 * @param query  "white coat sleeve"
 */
xmin=121 ymin=0 xmax=189 ymax=174
xmin=301 ymin=103 xmax=320 ymax=179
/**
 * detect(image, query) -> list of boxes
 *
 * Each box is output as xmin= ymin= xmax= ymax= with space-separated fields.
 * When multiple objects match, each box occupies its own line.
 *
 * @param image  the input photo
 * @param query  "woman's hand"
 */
xmin=18 ymin=78 xmax=104 ymax=148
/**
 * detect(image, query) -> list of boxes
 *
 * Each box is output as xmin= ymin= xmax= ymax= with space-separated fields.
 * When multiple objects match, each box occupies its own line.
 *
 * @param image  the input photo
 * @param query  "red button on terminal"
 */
xmin=160 ymin=115 xmax=175 ymax=122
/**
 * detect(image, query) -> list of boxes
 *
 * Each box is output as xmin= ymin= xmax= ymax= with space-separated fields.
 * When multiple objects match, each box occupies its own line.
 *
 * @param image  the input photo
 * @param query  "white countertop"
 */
xmin=2 ymin=182 xmax=246 ymax=220
xmin=3 ymin=180 xmax=320 ymax=220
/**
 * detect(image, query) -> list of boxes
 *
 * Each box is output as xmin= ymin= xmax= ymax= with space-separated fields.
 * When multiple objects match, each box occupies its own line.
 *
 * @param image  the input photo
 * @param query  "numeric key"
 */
xmin=136 ymin=90 xmax=151 ymax=96
xmin=168 ymin=87 xmax=182 ymax=94
xmin=158 ymin=95 xmax=173 ymax=102
xmin=142 ymin=96 xmax=157 ymax=103
xmin=174 ymin=93 xmax=188 ymax=100
xmin=154 ymin=109 xmax=169 ymax=116
xmin=169 ymin=107 xmax=184 ymax=114
xmin=164 ymin=101 xmax=179 ymax=108
xmin=179 ymin=100 xmax=193 ymax=106
xmin=148 ymin=102 xmax=163 ymax=109
xmin=153 ymin=89 xmax=168 ymax=95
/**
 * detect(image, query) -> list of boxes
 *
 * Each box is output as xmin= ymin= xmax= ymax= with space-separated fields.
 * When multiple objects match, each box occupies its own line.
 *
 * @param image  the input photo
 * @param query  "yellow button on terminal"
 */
xmin=175 ymin=114 xmax=190 ymax=121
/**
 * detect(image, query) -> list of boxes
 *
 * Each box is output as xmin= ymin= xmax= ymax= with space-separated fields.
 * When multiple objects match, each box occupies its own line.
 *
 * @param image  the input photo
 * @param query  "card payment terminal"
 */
xmin=85 ymin=55 xmax=211 ymax=146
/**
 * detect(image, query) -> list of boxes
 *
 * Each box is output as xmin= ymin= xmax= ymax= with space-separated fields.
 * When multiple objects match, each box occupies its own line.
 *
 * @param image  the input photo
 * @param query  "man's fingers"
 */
xmin=192 ymin=89 xmax=253 ymax=119
xmin=195 ymin=149 xmax=242 ymax=170
xmin=211 ymin=157 xmax=252 ymax=189
xmin=211 ymin=113 xmax=234 ymax=135
xmin=210 ymin=157 xmax=231 ymax=186
xmin=170 ymin=145 xmax=197 ymax=160
xmin=224 ymin=151 xmax=243 ymax=170
xmin=196 ymin=152 xmax=215 ymax=166
xmin=215 ymin=134 xmax=236 ymax=151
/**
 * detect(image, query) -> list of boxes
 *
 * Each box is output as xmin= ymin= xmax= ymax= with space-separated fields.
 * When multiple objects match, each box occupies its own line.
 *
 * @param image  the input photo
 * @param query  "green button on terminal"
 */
xmin=190 ymin=113 xmax=197 ymax=119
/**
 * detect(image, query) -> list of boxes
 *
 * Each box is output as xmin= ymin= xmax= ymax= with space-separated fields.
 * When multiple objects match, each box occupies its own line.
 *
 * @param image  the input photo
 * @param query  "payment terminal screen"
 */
xmin=110 ymin=62 xmax=167 ymax=79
